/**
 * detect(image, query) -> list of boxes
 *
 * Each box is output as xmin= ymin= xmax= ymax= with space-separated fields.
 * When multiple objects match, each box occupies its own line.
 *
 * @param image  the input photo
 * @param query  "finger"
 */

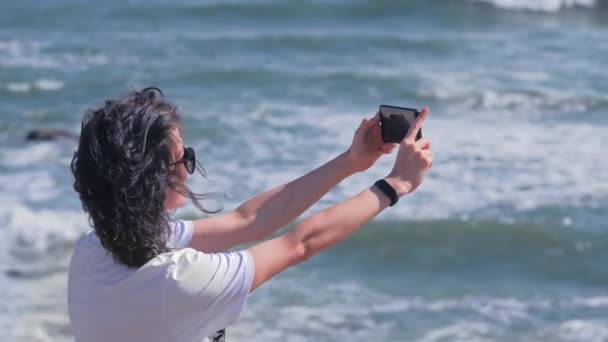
xmin=421 ymin=150 xmax=434 ymax=166
xmin=382 ymin=143 xmax=398 ymax=150
xmin=356 ymin=118 xmax=367 ymax=132
xmin=382 ymin=145 xmax=396 ymax=153
xmin=369 ymin=111 xmax=381 ymax=125
xmin=415 ymin=138 xmax=431 ymax=150
xmin=405 ymin=107 xmax=429 ymax=143
xmin=363 ymin=118 xmax=371 ymax=128
xmin=364 ymin=117 xmax=378 ymax=128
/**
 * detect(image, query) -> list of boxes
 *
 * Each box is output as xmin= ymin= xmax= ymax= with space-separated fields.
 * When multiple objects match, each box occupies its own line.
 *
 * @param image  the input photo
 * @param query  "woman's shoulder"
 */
xmin=150 ymin=248 xmax=253 ymax=288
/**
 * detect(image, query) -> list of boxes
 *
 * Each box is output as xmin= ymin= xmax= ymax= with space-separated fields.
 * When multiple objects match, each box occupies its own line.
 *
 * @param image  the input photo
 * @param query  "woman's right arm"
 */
xmin=247 ymin=109 xmax=433 ymax=292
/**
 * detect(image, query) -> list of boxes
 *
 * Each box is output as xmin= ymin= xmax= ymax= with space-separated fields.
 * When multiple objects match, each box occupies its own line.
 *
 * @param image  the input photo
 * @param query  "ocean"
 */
xmin=1 ymin=0 xmax=607 ymax=341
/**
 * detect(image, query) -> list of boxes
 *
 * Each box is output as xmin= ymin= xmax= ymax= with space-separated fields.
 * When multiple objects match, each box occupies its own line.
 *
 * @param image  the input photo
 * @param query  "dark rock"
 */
xmin=26 ymin=128 xmax=78 ymax=141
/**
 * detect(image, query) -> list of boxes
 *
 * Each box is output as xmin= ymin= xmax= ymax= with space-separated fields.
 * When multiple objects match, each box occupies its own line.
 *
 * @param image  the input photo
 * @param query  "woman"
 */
xmin=68 ymin=87 xmax=433 ymax=342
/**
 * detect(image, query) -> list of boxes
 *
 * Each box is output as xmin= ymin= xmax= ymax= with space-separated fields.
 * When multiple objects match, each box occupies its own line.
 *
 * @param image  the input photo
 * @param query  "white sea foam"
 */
xmin=0 ymin=167 xmax=86 ymax=256
xmin=6 ymin=270 xmax=73 ymax=342
xmin=372 ymin=296 xmax=537 ymax=324
xmin=4 ymin=79 xmax=64 ymax=93
xmin=5 ymin=82 xmax=31 ymax=93
xmin=0 ymin=39 xmax=108 ymax=69
xmin=571 ymin=296 xmax=608 ymax=308
xmin=0 ymin=156 xmax=85 ymax=340
xmin=414 ymin=66 xmax=605 ymax=115
xmin=472 ymin=0 xmax=596 ymax=11
xmin=0 ymin=203 xmax=86 ymax=255
xmin=0 ymin=143 xmax=61 ymax=167
xmin=34 ymin=79 xmax=64 ymax=91
xmin=13 ymin=311 xmax=71 ymax=342
xmin=405 ymin=118 xmax=607 ymax=219
xmin=540 ymin=319 xmax=608 ymax=342
xmin=418 ymin=321 xmax=493 ymax=342
xmin=0 ymin=171 xmax=59 ymax=202
xmin=230 ymin=279 xmax=397 ymax=341
xmin=180 ymin=101 xmax=608 ymax=223
xmin=0 ymin=40 xmax=47 ymax=55
xmin=230 ymin=277 xmax=608 ymax=341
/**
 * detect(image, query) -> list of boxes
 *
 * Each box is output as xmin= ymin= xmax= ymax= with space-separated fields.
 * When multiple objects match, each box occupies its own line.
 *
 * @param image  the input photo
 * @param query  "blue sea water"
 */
xmin=0 ymin=0 xmax=607 ymax=341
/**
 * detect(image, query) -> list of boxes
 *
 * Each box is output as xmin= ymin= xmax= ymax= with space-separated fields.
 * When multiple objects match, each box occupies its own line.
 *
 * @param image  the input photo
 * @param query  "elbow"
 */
xmin=289 ymin=215 xmax=324 ymax=263
xmin=294 ymin=240 xmax=315 ymax=263
xmin=237 ymin=211 xmax=266 ymax=242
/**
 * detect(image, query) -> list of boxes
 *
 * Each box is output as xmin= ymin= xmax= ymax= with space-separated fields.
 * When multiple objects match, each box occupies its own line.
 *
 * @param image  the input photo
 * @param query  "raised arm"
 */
xmin=189 ymin=113 xmax=397 ymax=253
xmin=248 ymin=108 xmax=432 ymax=291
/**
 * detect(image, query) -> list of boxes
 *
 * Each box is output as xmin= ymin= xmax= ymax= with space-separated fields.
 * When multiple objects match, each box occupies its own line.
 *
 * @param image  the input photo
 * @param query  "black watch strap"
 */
xmin=374 ymin=179 xmax=399 ymax=207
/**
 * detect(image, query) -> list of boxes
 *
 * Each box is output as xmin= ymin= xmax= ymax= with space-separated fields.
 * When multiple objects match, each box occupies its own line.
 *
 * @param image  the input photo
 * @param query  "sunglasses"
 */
xmin=170 ymin=146 xmax=196 ymax=174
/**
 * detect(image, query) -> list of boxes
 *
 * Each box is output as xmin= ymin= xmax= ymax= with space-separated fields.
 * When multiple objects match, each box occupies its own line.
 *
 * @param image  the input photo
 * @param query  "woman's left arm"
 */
xmin=188 ymin=113 xmax=396 ymax=253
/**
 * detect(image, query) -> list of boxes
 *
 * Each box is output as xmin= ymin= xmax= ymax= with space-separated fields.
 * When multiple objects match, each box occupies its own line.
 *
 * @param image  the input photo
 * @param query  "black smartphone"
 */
xmin=379 ymin=104 xmax=422 ymax=143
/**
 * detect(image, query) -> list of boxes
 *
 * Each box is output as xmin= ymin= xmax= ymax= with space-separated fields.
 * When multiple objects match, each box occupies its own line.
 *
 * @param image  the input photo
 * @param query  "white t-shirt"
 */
xmin=68 ymin=220 xmax=254 ymax=342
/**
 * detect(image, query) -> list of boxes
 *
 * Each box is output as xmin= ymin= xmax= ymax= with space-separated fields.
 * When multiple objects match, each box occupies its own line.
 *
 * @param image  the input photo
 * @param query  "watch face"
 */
xmin=379 ymin=105 xmax=421 ymax=143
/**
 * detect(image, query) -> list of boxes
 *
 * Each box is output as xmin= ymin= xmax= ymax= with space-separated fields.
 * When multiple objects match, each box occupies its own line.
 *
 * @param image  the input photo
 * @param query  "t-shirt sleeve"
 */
xmin=162 ymin=248 xmax=254 ymax=341
xmin=166 ymin=220 xmax=194 ymax=249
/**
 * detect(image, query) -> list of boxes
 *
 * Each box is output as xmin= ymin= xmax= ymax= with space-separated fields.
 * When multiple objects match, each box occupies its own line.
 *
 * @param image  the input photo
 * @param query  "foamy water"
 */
xmin=473 ymin=0 xmax=597 ymax=12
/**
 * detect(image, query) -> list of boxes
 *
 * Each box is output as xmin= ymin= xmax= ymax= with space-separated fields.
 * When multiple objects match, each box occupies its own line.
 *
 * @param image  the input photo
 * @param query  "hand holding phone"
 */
xmin=379 ymin=105 xmax=422 ymax=143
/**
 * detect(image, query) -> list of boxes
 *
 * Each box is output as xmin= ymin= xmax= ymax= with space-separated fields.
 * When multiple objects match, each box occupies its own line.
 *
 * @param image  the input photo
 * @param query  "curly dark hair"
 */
xmin=71 ymin=87 xmax=221 ymax=268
